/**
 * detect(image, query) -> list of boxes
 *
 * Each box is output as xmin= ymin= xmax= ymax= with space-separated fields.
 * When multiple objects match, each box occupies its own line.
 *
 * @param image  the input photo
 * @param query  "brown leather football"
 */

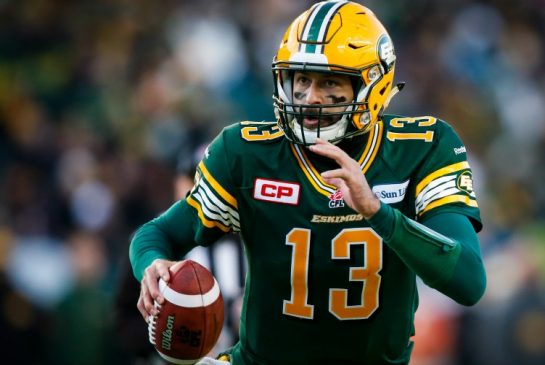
xmin=149 ymin=260 xmax=224 ymax=364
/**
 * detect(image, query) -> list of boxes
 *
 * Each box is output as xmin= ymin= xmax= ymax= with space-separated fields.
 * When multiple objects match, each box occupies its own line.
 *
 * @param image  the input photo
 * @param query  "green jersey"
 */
xmin=160 ymin=115 xmax=480 ymax=364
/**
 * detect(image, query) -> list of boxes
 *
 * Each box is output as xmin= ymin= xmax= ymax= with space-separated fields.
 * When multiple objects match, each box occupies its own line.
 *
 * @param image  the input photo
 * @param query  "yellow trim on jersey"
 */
xmin=415 ymin=161 xmax=470 ymax=196
xmin=418 ymin=195 xmax=479 ymax=216
xmin=359 ymin=121 xmax=383 ymax=173
xmin=290 ymin=144 xmax=334 ymax=196
xmin=186 ymin=196 xmax=231 ymax=232
xmin=197 ymin=161 xmax=238 ymax=209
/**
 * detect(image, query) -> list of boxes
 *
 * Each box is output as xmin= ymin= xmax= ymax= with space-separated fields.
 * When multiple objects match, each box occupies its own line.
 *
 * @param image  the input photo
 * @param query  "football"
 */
xmin=148 ymin=260 xmax=224 ymax=364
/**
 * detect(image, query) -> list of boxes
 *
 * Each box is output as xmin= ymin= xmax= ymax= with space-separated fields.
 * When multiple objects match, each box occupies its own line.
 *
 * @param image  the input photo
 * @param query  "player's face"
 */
xmin=292 ymin=71 xmax=354 ymax=130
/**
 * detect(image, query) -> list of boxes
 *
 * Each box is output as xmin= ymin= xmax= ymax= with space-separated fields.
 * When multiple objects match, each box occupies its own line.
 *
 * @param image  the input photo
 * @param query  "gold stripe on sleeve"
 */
xmin=415 ymin=161 xmax=470 ymax=196
xmin=186 ymin=196 xmax=231 ymax=232
xmin=197 ymin=161 xmax=238 ymax=209
xmin=418 ymin=195 xmax=478 ymax=216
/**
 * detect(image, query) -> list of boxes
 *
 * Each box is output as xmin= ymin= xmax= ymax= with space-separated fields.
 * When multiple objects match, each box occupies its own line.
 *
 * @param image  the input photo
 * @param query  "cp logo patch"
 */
xmin=253 ymin=178 xmax=300 ymax=205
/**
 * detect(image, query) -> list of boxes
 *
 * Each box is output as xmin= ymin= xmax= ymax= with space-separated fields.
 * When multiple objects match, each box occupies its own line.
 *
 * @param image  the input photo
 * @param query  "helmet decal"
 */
xmin=299 ymin=1 xmax=348 ymax=55
xmin=377 ymin=35 xmax=396 ymax=72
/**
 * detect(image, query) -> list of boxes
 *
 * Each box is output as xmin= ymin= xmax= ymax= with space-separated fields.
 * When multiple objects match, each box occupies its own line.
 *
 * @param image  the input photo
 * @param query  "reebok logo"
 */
xmin=253 ymin=178 xmax=300 ymax=205
xmin=454 ymin=146 xmax=466 ymax=155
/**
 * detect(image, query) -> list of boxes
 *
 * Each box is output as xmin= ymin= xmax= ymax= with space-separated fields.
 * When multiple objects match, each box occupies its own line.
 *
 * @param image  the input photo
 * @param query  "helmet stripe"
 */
xmin=300 ymin=1 xmax=348 ymax=54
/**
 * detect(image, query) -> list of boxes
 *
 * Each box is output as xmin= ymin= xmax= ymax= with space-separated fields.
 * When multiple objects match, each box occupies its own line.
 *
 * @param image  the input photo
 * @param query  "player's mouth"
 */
xmin=301 ymin=114 xmax=336 ymax=130
xmin=303 ymin=117 xmax=320 ymax=129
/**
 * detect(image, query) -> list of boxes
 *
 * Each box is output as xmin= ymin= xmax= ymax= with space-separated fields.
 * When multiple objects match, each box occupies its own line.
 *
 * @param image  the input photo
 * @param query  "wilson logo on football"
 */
xmin=253 ymin=178 xmax=300 ymax=205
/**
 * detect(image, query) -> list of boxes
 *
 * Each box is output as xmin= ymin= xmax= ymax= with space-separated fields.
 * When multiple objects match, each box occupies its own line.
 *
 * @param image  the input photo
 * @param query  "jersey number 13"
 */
xmin=283 ymin=227 xmax=383 ymax=320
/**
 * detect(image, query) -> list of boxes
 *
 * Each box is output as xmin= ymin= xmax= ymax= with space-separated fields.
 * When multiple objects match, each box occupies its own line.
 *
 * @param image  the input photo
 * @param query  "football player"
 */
xmin=130 ymin=1 xmax=486 ymax=364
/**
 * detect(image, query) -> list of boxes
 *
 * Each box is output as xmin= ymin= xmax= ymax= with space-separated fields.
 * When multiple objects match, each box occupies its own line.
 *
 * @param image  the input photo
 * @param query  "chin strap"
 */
xmin=384 ymin=82 xmax=405 ymax=109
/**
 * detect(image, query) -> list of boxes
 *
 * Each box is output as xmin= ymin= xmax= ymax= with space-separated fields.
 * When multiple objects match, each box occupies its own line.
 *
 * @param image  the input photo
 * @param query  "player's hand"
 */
xmin=137 ymin=259 xmax=185 ymax=322
xmin=309 ymin=138 xmax=380 ymax=218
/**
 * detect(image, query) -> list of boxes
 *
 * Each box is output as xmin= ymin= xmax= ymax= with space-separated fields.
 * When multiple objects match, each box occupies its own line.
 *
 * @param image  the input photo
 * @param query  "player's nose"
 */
xmin=305 ymin=81 xmax=323 ymax=104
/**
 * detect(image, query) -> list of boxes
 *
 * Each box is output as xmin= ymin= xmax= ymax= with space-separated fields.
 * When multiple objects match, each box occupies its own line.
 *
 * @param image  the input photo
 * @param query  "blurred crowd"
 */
xmin=1 ymin=0 xmax=545 ymax=364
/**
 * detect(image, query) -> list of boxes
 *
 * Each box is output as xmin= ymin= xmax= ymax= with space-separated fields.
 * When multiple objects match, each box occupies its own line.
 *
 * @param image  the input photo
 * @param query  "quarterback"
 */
xmin=130 ymin=1 xmax=486 ymax=364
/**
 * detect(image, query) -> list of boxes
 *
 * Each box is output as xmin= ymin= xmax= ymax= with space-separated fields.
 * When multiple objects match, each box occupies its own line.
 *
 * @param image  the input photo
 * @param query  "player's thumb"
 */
xmin=169 ymin=260 xmax=186 ymax=275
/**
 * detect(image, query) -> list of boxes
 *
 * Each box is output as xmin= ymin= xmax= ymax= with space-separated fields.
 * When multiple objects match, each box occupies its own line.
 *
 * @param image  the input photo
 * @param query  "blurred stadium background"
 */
xmin=1 ymin=0 xmax=545 ymax=364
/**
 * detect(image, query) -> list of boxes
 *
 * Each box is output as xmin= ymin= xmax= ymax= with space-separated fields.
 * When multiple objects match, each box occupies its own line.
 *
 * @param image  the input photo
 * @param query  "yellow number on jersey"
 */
xmin=283 ymin=228 xmax=383 ymax=320
xmin=283 ymin=228 xmax=314 ymax=319
xmin=330 ymin=228 xmax=382 ymax=319
xmin=387 ymin=116 xmax=436 ymax=142
xmin=241 ymin=122 xmax=284 ymax=141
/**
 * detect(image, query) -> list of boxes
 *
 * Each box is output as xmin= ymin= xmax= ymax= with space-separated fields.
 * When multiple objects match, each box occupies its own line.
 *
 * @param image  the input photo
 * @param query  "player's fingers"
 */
xmin=170 ymin=260 xmax=186 ymax=274
xmin=321 ymin=170 xmax=355 ymax=190
xmin=309 ymin=139 xmax=341 ymax=160
xmin=321 ymin=176 xmax=344 ymax=188
xmin=144 ymin=264 xmax=164 ymax=304
xmin=311 ymin=140 xmax=359 ymax=170
xmin=310 ymin=138 xmax=341 ymax=156
xmin=154 ymin=259 xmax=172 ymax=282
xmin=312 ymin=138 xmax=351 ymax=160
xmin=137 ymin=295 xmax=148 ymax=321
xmin=322 ymin=165 xmax=364 ymax=188
xmin=321 ymin=168 xmax=347 ymax=180
xmin=138 ymin=284 xmax=154 ymax=320
xmin=140 ymin=281 xmax=152 ymax=313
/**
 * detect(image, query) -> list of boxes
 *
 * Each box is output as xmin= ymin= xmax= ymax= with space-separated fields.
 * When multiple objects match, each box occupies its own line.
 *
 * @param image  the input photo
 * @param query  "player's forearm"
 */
xmin=367 ymin=202 xmax=486 ymax=305
xmin=129 ymin=220 xmax=175 ymax=281
xmin=423 ymin=212 xmax=486 ymax=305
xmin=129 ymin=200 xmax=197 ymax=281
xmin=433 ymin=239 xmax=486 ymax=305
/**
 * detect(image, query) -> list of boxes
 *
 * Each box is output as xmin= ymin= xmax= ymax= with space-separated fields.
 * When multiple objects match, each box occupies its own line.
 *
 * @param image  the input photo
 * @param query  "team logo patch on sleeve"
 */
xmin=415 ymin=162 xmax=478 ymax=216
xmin=253 ymin=178 xmax=300 ymax=205
xmin=456 ymin=171 xmax=474 ymax=193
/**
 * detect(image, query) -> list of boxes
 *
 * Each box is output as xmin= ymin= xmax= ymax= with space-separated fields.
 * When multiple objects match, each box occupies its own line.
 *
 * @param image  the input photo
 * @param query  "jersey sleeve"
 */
xmin=413 ymin=120 xmax=482 ymax=231
xmin=185 ymin=126 xmax=241 ymax=243
xmin=130 ymin=125 xmax=242 ymax=280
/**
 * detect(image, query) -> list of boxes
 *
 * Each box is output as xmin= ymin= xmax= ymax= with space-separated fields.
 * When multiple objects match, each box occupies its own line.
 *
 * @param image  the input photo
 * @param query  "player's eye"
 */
xmin=323 ymin=79 xmax=338 ymax=88
xmin=295 ymin=75 xmax=310 ymax=86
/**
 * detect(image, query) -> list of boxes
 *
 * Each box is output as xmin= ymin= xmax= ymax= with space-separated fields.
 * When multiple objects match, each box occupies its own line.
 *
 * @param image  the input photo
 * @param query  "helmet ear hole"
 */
xmin=379 ymin=82 xmax=391 ymax=95
xmin=373 ymin=104 xmax=378 ymax=111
